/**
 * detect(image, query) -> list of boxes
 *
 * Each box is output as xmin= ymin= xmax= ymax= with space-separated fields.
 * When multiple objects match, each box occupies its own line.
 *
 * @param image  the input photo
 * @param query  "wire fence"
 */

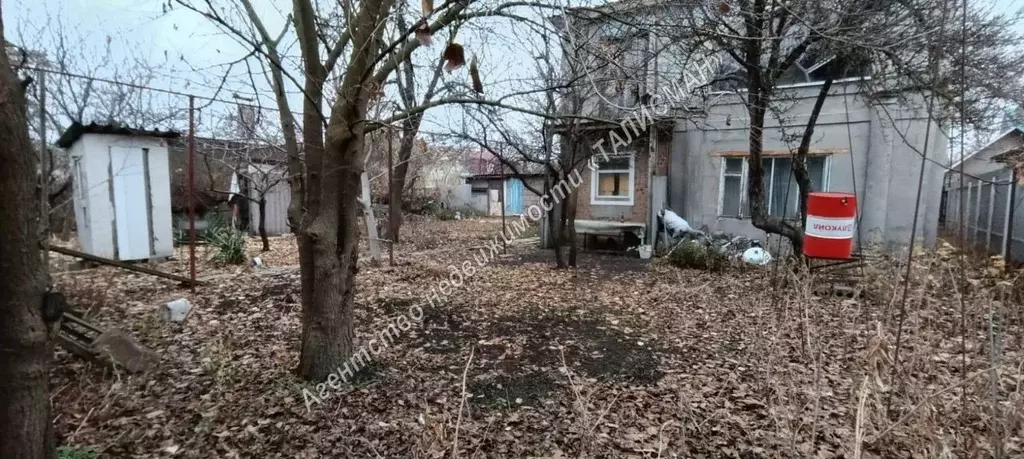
xmin=942 ymin=168 xmax=1024 ymax=262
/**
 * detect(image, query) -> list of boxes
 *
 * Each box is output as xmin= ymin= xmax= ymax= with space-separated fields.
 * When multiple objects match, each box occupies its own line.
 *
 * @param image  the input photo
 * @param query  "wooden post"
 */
xmin=188 ymin=96 xmax=197 ymax=293
xmin=47 ymin=245 xmax=204 ymax=286
xmin=500 ymin=162 xmax=507 ymax=254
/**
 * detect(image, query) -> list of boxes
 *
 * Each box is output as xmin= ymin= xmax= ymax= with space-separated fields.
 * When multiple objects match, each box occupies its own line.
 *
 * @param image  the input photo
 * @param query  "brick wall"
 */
xmin=575 ymin=140 xmax=650 ymax=223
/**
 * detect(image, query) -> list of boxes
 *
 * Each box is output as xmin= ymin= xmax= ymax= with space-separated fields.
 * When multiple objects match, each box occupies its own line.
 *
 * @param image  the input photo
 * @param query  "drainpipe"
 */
xmin=646 ymin=27 xmax=659 ymax=247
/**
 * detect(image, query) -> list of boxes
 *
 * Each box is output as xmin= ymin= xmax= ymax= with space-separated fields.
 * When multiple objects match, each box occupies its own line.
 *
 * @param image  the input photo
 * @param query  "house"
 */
xmin=553 ymin=3 xmax=947 ymax=252
xmin=459 ymin=148 xmax=546 ymax=216
xmin=941 ymin=128 xmax=1024 ymax=261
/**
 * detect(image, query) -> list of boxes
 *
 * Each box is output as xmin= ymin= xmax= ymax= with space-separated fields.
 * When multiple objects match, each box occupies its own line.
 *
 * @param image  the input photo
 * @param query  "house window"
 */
xmin=591 ymin=151 xmax=635 ymax=206
xmin=719 ymin=156 xmax=829 ymax=218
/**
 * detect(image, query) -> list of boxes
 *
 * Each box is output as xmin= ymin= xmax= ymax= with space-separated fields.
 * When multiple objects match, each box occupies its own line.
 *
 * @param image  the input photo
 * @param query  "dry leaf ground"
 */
xmin=49 ymin=217 xmax=1024 ymax=458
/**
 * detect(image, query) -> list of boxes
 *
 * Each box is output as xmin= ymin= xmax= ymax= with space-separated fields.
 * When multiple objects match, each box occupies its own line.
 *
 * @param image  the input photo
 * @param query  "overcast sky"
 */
xmin=7 ymin=0 xmax=1024 ymax=149
xmin=5 ymin=0 xmax=556 ymax=144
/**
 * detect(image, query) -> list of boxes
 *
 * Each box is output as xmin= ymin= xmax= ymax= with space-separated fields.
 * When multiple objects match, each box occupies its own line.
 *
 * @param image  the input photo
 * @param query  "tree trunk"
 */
xmin=551 ymin=175 xmax=567 ymax=269
xmin=566 ymin=182 xmax=579 ymax=267
xmin=294 ymin=0 xmax=392 ymax=380
xmin=0 ymin=7 xmax=55 ymax=455
xmin=794 ymin=77 xmax=835 ymax=229
xmin=389 ymin=114 xmax=424 ymax=244
xmin=360 ymin=172 xmax=382 ymax=264
xmin=745 ymin=87 xmax=804 ymax=252
xmin=297 ymin=132 xmax=365 ymax=380
xmin=258 ymin=197 xmax=269 ymax=252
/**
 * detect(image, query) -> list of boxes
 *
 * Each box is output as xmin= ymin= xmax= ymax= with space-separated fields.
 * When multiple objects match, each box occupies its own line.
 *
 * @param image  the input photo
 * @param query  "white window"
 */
xmin=719 ymin=156 xmax=830 ymax=218
xmin=591 ymin=151 xmax=635 ymax=206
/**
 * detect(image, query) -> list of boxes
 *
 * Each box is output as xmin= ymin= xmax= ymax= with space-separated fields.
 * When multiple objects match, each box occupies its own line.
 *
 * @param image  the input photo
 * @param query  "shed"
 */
xmin=59 ymin=122 xmax=181 ymax=261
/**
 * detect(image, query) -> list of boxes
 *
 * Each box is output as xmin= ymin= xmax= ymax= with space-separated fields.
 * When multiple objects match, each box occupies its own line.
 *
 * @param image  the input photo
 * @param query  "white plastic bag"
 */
xmin=659 ymin=209 xmax=694 ymax=237
xmin=741 ymin=247 xmax=773 ymax=266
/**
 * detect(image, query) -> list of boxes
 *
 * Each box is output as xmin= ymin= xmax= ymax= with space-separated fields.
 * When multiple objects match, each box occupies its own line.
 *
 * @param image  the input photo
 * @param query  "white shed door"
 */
xmin=110 ymin=146 xmax=152 ymax=260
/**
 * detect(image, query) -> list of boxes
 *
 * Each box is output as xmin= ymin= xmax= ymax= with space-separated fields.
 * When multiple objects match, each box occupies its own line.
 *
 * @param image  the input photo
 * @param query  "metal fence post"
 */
xmin=987 ymin=180 xmax=996 ymax=250
xmin=1003 ymin=170 xmax=1014 ymax=260
xmin=975 ymin=180 xmax=983 ymax=246
xmin=966 ymin=182 xmax=974 ymax=246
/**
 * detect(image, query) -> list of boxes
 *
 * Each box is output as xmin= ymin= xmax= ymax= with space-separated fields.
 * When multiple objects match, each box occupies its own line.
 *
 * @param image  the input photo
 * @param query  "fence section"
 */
xmin=943 ymin=168 xmax=1024 ymax=262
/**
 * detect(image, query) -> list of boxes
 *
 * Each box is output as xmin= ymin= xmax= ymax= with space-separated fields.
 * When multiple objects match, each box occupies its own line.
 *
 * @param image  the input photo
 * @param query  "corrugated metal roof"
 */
xmin=56 ymin=121 xmax=181 ymax=148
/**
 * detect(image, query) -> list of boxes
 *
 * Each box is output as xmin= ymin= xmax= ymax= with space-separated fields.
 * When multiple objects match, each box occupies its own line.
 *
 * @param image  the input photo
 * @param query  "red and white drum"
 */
xmin=803 ymin=192 xmax=857 ymax=259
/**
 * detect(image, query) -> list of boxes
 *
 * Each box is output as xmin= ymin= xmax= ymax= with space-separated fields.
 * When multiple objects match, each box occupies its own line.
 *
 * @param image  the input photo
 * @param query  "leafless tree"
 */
xmin=202 ymin=138 xmax=291 ymax=252
xmin=675 ymin=0 xmax=1024 ymax=250
xmin=174 ymin=0 xmax=554 ymax=380
xmin=12 ymin=12 xmax=187 ymax=234
xmin=453 ymin=2 xmax=660 ymax=267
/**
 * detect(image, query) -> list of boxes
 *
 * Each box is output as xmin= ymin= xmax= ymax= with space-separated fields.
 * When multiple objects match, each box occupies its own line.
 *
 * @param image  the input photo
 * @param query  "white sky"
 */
xmin=6 ymin=0 xmax=1024 ymax=152
xmin=5 ymin=0 xmax=558 ymax=143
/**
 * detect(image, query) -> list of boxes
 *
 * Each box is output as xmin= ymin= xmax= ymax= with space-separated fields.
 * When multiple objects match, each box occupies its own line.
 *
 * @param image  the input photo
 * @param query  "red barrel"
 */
xmin=803 ymin=192 xmax=857 ymax=259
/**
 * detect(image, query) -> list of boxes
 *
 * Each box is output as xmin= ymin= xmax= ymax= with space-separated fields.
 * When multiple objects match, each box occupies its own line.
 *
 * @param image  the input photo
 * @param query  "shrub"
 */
xmin=57 ymin=446 xmax=98 ymax=459
xmin=435 ymin=208 xmax=457 ymax=221
xmin=667 ymin=239 xmax=730 ymax=272
xmin=205 ymin=219 xmax=247 ymax=264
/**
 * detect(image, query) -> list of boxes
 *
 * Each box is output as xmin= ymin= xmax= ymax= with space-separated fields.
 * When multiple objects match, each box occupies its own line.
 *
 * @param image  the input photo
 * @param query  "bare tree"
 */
xmin=386 ymin=12 xmax=450 ymax=243
xmin=204 ymin=139 xmax=291 ymax=252
xmin=454 ymin=3 xmax=651 ymax=267
xmin=0 ymin=5 xmax=55 ymax=457
xmin=678 ymin=0 xmax=1024 ymax=250
xmin=176 ymin=0 xmax=505 ymax=380
xmin=12 ymin=12 xmax=187 ymax=235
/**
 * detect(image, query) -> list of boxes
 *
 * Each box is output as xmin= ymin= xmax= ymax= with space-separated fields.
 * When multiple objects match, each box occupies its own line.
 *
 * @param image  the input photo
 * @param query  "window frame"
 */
xmin=717 ymin=155 xmax=832 ymax=218
xmin=590 ymin=150 xmax=636 ymax=206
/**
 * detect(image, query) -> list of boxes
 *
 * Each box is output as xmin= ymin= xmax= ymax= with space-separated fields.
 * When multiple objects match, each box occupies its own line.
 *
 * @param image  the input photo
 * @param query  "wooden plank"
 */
xmin=46 ymin=245 xmax=204 ymax=286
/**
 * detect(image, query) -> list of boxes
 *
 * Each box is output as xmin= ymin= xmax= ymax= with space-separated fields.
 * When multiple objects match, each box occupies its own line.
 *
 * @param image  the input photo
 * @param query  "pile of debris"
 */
xmin=658 ymin=209 xmax=773 ymax=265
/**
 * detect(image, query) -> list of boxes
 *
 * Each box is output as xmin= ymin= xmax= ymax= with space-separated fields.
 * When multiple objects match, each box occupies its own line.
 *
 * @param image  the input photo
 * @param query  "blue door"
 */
xmin=505 ymin=178 xmax=524 ymax=214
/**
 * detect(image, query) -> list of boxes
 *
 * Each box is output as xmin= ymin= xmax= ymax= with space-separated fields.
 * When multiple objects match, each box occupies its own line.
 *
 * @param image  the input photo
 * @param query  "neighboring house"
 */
xmin=942 ymin=128 xmax=1024 ymax=261
xmin=167 ymin=137 xmax=292 ymax=236
xmin=460 ymin=148 xmax=546 ymax=216
xmin=554 ymin=3 xmax=947 ymax=252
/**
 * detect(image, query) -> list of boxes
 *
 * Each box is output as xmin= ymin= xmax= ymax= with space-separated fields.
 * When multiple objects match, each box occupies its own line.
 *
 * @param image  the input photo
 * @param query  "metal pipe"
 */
xmin=387 ymin=128 xmax=395 ymax=266
xmin=1006 ymin=168 xmax=1018 ymax=266
xmin=188 ymin=96 xmax=197 ymax=293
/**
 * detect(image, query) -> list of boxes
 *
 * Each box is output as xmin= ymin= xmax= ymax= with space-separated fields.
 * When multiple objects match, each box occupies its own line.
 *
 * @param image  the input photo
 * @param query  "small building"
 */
xmin=59 ymin=122 xmax=181 ymax=261
xmin=458 ymin=148 xmax=545 ymax=216
xmin=166 ymin=137 xmax=291 ymax=236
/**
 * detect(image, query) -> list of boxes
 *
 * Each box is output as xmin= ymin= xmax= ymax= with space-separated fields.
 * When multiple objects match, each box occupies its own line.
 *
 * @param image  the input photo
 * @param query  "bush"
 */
xmin=667 ymin=240 xmax=730 ymax=272
xmin=57 ymin=446 xmax=98 ymax=459
xmin=205 ymin=219 xmax=247 ymax=264
xmin=435 ymin=208 xmax=457 ymax=221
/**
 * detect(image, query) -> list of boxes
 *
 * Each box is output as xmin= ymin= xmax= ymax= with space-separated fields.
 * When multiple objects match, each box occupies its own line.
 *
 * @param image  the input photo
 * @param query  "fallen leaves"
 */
xmin=47 ymin=217 xmax=1024 ymax=457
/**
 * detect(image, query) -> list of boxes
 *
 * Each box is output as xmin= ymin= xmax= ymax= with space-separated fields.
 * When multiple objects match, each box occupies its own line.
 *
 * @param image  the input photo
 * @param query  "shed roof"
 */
xmin=56 ymin=122 xmax=181 ymax=148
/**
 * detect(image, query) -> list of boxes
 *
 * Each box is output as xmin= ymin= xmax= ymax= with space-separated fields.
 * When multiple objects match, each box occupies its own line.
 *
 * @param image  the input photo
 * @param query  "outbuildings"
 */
xmin=59 ymin=122 xmax=180 ymax=261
